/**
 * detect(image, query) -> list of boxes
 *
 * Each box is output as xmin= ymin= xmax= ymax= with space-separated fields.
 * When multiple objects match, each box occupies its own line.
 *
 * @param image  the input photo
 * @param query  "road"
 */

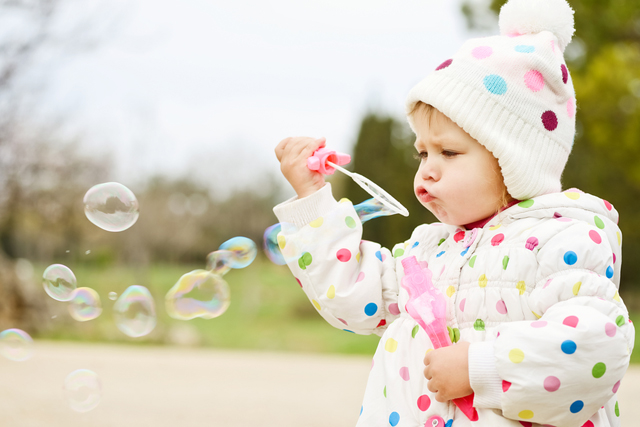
xmin=0 ymin=341 xmax=637 ymax=426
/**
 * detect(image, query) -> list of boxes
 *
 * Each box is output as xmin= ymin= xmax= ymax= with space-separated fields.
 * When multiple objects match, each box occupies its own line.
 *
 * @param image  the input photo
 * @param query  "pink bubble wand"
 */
xmin=401 ymin=256 xmax=479 ymax=421
xmin=307 ymin=147 xmax=409 ymax=217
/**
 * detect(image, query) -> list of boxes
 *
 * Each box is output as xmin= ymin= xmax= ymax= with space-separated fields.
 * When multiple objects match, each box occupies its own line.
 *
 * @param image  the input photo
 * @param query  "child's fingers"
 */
xmin=277 ymin=137 xmax=324 ymax=162
xmin=423 ymin=364 xmax=432 ymax=380
xmin=274 ymin=137 xmax=293 ymax=162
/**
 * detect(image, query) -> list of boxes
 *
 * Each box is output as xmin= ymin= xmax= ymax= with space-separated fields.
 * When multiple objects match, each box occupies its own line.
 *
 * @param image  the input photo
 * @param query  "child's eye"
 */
xmin=442 ymin=150 xmax=458 ymax=158
xmin=413 ymin=152 xmax=428 ymax=161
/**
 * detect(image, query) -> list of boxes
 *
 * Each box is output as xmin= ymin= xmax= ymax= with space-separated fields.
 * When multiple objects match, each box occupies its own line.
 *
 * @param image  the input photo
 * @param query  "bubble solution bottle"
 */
xmin=401 ymin=255 xmax=478 ymax=421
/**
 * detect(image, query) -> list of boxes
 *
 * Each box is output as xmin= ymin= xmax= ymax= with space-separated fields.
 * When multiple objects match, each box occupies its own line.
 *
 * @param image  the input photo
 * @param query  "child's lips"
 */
xmin=416 ymin=187 xmax=435 ymax=203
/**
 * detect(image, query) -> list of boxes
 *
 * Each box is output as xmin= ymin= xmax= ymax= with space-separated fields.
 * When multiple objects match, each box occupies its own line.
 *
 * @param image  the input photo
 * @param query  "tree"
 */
xmin=0 ymin=0 xmax=110 ymax=331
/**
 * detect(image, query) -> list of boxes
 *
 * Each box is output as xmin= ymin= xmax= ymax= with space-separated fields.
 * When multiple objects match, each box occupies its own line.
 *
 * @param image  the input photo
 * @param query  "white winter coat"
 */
xmin=273 ymin=184 xmax=634 ymax=427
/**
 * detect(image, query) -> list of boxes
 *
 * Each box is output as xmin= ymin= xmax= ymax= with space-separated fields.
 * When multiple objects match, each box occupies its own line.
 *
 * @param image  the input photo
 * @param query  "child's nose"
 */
xmin=419 ymin=157 xmax=440 ymax=181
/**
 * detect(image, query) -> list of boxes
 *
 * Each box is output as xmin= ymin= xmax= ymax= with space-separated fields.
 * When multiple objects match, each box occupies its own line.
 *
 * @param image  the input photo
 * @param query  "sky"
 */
xmin=37 ymin=0 xmax=474 ymax=198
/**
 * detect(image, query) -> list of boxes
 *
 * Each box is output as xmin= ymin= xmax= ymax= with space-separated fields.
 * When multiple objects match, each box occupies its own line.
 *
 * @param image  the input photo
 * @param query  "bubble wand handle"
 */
xmin=401 ymin=256 xmax=479 ymax=422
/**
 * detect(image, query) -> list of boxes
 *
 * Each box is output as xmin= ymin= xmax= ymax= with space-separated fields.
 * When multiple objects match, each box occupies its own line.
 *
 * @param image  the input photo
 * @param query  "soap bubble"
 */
xmin=354 ymin=198 xmax=398 ymax=223
xmin=83 ymin=182 xmax=139 ymax=232
xmin=0 ymin=328 xmax=34 ymax=361
xmin=42 ymin=264 xmax=77 ymax=301
xmin=15 ymin=258 xmax=34 ymax=282
xmin=68 ymin=288 xmax=102 ymax=322
xmin=263 ymin=224 xmax=286 ymax=265
xmin=205 ymin=250 xmax=233 ymax=276
xmin=113 ymin=285 xmax=156 ymax=337
xmin=108 ymin=292 xmax=118 ymax=301
xmin=219 ymin=236 xmax=257 ymax=269
xmin=63 ymin=369 xmax=101 ymax=413
xmin=165 ymin=270 xmax=230 ymax=320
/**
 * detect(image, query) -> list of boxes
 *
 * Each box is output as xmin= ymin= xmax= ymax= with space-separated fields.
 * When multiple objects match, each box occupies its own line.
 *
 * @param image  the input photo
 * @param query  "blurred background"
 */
xmin=1 ymin=0 xmax=639 ymax=360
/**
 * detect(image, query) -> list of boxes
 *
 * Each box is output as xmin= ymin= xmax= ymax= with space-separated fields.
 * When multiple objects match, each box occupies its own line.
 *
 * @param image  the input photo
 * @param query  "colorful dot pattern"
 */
xmin=279 ymin=188 xmax=626 ymax=426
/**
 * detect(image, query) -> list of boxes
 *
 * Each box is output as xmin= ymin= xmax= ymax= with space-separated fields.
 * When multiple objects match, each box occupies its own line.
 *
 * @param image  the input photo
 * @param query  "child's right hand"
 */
xmin=275 ymin=136 xmax=327 ymax=199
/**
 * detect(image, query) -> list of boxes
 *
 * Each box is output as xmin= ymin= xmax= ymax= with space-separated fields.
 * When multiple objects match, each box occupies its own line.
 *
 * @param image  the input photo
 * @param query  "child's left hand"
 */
xmin=423 ymin=341 xmax=473 ymax=402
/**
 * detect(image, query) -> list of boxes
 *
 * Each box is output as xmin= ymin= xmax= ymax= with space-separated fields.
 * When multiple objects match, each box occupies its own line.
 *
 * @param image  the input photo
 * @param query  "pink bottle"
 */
xmin=401 ymin=256 xmax=479 ymax=421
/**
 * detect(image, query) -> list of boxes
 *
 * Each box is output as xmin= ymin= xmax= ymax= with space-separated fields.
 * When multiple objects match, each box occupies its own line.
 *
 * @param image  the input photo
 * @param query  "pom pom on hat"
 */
xmin=499 ymin=0 xmax=575 ymax=52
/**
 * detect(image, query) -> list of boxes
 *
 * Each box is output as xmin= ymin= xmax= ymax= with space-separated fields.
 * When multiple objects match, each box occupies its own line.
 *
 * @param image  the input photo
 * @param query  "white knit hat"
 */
xmin=406 ymin=0 xmax=576 ymax=200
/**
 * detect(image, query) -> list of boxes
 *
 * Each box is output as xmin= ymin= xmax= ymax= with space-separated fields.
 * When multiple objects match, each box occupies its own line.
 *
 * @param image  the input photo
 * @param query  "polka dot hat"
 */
xmin=406 ymin=0 xmax=576 ymax=200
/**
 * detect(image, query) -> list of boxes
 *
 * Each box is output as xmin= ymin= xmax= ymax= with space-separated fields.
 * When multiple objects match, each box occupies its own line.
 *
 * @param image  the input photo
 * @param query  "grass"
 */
xmin=36 ymin=257 xmax=640 ymax=363
xmin=37 ymin=256 xmax=380 ymax=355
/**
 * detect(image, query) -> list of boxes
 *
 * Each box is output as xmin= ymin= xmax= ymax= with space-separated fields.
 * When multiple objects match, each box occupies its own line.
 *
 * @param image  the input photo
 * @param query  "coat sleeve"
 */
xmin=469 ymin=221 xmax=634 ymax=427
xmin=273 ymin=184 xmax=401 ymax=336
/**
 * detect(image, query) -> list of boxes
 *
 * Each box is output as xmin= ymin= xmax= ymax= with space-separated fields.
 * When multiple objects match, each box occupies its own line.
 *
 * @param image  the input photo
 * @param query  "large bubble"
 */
xmin=83 ymin=182 xmax=139 ymax=232
xmin=63 ymin=369 xmax=102 ymax=413
xmin=263 ymin=223 xmax=286 ymax=265
xmin=68 ymin=287 xmax=102 ymax=322
xmin=165 ymin=270 xmax=230 ymax=320
xmin=42 ymin=264 xmax=77 ymax=301
xmin=113 ymin=285 xmax=156 ymax=337
xmin=219 ymin=236 xmax=257 ymax=269
xmin=0 ymin=328 xmax=34 ymax=362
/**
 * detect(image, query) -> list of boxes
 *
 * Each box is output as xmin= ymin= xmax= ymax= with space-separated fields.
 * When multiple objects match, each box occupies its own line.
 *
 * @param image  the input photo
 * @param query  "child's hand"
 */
xmin=275 ymin=136 xmax=327 ymax=198
xmin=423 ymin=341 xmax=473 ymax=402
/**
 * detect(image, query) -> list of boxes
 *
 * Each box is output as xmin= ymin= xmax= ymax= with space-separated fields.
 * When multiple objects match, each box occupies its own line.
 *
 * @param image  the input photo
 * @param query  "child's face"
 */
xmin=413 ymin=108 xmax=507 ymax=226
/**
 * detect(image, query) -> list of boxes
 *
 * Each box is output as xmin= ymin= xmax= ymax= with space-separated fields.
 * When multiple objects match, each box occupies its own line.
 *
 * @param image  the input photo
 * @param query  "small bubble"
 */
xmin=188 ymin=194 xmax=208 ymax=216
xmin=219 ymin=237 xmax=257 ymax=269
xmin=65 ymin=250 xmax=71 ymax=253
xmin=85 ymin=250 xmax=91 ymax=255
xmin=68 ymin=288 xmax=102 ymax=322
xmin=15 ymin=258 xmax=34 ymax=282
xmin=51 ymin=315 xmax=58 ymax=319
xmin=113 ymin=286 xmax=156 ymax=337
xmin=205 ymin=250 xmax=233 ymax=276
xmin=167 ymin=192 xmax=188 ymax=216
xmin=263 ymin=224 xmax=286 ymax=265
xmin=165 ymin=270 xmax=231 ymax=320
xmin=63 ymin=369 xmax=101 ymax=412
xmin=108 ymin=291 xmax=118 ymax=301
xmin=83 ymin=182 xmax=139 ymax=232
xmin=0 ymin=329 xmax=34 ymax=362
xmin=42 ymin=264 xmax=77 ymax=301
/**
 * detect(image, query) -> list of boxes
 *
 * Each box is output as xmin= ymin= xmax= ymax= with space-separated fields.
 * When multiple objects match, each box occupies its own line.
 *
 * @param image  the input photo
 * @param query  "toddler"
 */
xmin=273 ymin=0 xmax=634 ymax=426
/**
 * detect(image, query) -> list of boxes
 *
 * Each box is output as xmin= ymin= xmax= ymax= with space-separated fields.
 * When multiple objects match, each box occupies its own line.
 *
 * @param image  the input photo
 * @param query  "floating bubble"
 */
xmin=219 ymin=236 xmax=257 ymax=269
xmin=108 ymin=291 xmax=118 ymax=301
xmin=354 ymin=198 xmax=398 ymax=223
xmin=263 ymin=224 xmax=286 ymax=265
xmin=0 ymin=328 xmax=34 ymax=361
xmin=205 ymin=250 xmax=233 ymax=276
xmin=165 ymin=270 xmax=230 ymax=320
xmin=43 ymin=264 xmax=77 ymax=301
xmin=15 ymin=258 xmax=34 ymax=282
xmin=85 ymin=250 xmax=91 ymax=255
xmin=83 ymin=182 xmax=139 ymax=232
xmin=113 ymin=285 xmax=156 ymax=337
xmin=63 ymin=369 xmax=101 ymax=413
xmin=68 ymin=288 xmax=102 ymax=322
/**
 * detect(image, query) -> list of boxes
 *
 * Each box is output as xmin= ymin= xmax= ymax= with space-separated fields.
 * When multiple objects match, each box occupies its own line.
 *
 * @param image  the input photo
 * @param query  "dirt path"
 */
xmin=0 ymin=341 xmax=637 ymax=426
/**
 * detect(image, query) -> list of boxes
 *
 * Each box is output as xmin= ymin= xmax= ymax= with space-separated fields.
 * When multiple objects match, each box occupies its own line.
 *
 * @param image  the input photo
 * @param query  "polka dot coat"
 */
xmin=273 ymin=185 xmax=634 ymax=427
